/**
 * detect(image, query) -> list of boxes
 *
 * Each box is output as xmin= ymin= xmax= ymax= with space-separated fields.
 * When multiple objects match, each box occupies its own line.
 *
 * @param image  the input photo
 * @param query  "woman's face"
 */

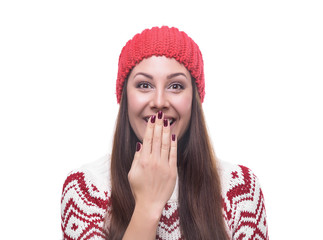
xmin=127 ymin=56 xmax=193 ymax=142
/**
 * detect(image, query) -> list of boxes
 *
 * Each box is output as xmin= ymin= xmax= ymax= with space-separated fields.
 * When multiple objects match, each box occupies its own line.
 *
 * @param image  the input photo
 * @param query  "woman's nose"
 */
xmin=150 ymin=89 xmax=169 ymax=110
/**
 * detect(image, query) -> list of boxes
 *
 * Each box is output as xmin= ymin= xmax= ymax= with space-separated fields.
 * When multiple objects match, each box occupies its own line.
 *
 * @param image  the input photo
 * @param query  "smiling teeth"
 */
xmin=168 ymin=118 xmax=175 ymax=125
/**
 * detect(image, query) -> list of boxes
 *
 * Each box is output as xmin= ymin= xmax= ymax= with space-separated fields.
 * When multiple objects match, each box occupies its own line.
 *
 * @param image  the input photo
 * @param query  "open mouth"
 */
xmin=144 ymin=116 xmax=176 ymax=126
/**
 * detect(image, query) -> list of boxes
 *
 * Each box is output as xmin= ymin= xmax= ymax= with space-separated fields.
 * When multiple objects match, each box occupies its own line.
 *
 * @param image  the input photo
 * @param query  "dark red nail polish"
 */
xmin=158 ymin=111 xmax=163 ymax=119
xmin=136 ymin=142 xmax=141 ymax=151
xmin=172 ymin=134 xmax=176 ymax=141
xmin=164 ymin=119 xmax=168 ymax=127
xmin=150 ymin=115 xmax=156 ymax=123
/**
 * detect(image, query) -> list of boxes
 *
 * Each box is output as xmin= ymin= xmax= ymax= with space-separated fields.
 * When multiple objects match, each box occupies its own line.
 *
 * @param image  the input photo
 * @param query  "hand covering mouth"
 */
xmin=143 ymin=116 xmax=176 ymax=125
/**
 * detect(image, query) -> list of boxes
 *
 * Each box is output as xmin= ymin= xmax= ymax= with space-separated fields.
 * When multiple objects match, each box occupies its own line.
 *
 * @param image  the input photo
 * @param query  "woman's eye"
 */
xmin=137 ymin=82 xmax=152 ymax=89
xmin=169 ymin=83 xmax=184 ymax=90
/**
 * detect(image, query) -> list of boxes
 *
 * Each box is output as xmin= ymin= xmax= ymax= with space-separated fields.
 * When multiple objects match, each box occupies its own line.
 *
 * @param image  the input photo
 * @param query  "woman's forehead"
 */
xmin=129 ymin=56 xmax=191 ymax=79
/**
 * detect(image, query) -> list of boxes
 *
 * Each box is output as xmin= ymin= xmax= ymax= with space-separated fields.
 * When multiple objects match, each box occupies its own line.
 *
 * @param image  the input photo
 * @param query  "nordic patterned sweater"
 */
xmin=61 ymin=155 xmax=268 ymax=240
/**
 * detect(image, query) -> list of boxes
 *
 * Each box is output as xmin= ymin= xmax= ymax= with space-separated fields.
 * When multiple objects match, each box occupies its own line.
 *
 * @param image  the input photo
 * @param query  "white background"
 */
xmin=1 ymin=0 xmax=322 ymax=239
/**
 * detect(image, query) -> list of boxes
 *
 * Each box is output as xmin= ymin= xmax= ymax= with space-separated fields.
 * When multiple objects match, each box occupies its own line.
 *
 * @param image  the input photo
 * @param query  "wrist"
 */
xmin=123 ymin=203 xmax=162 ymax=239
xmin=133 ymin=202 xmax=163 ymax=223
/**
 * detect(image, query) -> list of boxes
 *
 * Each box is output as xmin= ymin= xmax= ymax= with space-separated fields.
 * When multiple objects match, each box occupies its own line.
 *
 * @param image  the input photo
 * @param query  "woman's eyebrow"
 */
xmin=133 ymin=72 xmax=188 ymax=80
xmin=133 ymin=72 xmax=153 ymax=79
xmin=167 ymin=72 xmax=188 ymax=79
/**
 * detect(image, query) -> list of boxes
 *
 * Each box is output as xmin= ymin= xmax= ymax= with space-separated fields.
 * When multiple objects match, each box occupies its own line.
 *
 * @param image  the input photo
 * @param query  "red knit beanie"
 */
xmin=116 ymin=26 xmax=205 ymax=103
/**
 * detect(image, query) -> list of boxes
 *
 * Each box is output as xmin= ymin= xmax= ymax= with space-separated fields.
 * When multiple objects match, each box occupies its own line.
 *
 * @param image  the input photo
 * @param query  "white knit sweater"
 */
xmin=61 ymin=155 xmax=268 ymax=239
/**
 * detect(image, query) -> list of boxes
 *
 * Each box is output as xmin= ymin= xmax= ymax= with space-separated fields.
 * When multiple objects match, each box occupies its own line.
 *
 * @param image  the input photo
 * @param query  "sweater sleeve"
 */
xmin=222 ymin=165 xmax=269 ymax=240
xmin=61 ymin=170 xmax=110 ymax=240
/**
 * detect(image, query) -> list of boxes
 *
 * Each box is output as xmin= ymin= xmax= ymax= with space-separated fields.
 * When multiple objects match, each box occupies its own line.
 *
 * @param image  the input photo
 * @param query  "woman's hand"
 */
xmin=123 ymin=111 xmax=177 ymax=240
xmin=128 ymin=111 xmax=177 ymax=216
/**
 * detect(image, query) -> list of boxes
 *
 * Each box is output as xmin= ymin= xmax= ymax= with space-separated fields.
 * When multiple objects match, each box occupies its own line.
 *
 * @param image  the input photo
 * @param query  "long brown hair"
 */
xmin=105 ymin=79 xmax=229 ymax=240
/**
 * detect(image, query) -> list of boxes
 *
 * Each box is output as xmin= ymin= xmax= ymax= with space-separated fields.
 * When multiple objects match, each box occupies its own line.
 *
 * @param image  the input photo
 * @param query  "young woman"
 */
xmin=61 ymin=26 xmax=269 ymax=240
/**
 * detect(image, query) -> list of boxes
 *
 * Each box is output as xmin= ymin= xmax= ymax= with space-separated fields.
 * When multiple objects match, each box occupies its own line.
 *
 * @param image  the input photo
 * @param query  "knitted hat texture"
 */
xmin=116 ymin=26 xmax=205 ymax=103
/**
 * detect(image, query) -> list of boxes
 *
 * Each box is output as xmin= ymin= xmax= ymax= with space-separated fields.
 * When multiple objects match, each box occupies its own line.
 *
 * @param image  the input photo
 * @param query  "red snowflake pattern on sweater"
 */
xmin=61 ymin=156 xmax=268 ymax=240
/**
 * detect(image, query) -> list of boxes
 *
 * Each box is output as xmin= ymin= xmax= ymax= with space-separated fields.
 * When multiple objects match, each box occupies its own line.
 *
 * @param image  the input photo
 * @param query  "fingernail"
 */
xmin=158 ymin=111 xmax=163 ymax=119
xmin=150 ymin=115 xmax=156 ymax=123
xmin=164 ymin=119 xmax=168 ymax=127
xmin=136 ymin=142 xmax=141 ymax=151
xmin=172 ymin=134 xmax=176 ymax=141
